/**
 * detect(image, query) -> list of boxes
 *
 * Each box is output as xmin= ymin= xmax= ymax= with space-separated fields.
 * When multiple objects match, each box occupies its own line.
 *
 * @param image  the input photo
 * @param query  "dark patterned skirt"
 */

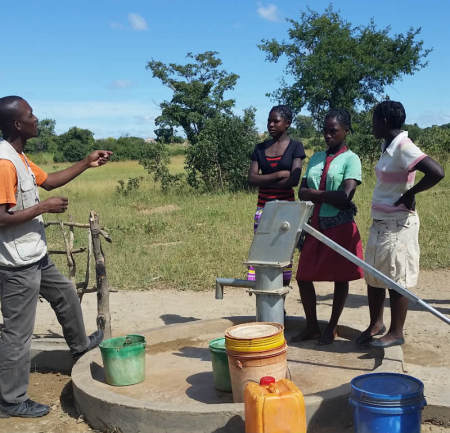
xmin=296 ymin=220 xmax=364 ymax=282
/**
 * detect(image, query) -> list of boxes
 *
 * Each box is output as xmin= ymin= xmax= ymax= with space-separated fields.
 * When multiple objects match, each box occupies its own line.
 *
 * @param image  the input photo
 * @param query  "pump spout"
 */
xmin=215 ymin=278 xmax=256 ymax=299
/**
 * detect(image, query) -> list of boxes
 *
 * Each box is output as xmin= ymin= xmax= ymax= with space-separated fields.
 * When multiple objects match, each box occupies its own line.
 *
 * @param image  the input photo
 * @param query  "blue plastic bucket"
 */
xmin=350 ymin=373 xmax=426 ymax=433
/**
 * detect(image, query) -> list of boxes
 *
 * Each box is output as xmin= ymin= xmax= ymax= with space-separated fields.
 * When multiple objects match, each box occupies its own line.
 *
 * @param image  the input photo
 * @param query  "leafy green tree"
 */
xmin=95 ymin=136 xmax=148 ymax=161
xmin=146 ymin=51 xmax=259 ymax=192
xmin=404 ymin=123 xmax=422 ymax=142
xmin=116 ymin=136 xmax=146 ymax=160
xmin=54 ymin=127 xmax=95 ymax=162
xmin=27 ymin=119 xmax=57 ymax=153
xmin=418 ymin=126 xmax=450 ymax=160
xmin=95 ymin=137 xmax=118 ymax=156
xmin=154 ymin=125 xmax=176 ymax=144
xmin=345 ymin=110 xmax=380 ymax=164
xmin=146 ymin=51 xmax=239 ymax=145
xmin=292 ymin=115 xmax=316 ymax=139
xmin=259 ymin=5 xmax=431 ymax=122
xmin=139 ymin=140 xmax=184 ymax=192
xmin=185 ymin=109 xmax=258 ymax=191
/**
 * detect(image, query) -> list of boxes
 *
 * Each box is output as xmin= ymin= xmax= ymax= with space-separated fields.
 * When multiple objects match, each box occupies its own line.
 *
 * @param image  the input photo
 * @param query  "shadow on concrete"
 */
xmin=59 ymin=379 xmax=82 ymax=420
xmin=223 ymin=315 xmax=257 ymax=325
xmin=185 ymin=371 xmax=233 ymax=404
xmin=287 ymin=355 xmax=376 ymax=373
xmin=160 ymin=314 xmax=200 ymax=325
xmin=422 ymin=298 xmax=450 ymax=304
xmin=304 ymin=292 xmax=450 ymax=315
xmin=173 ymin=346 xmax=211 ymax=361
xmin=306 ymin=383 xmax=353 ymax=433
xmin=285 ymin=321 xmax=384 ymax=371
xmin=309 ymin=292 xmax=388 ymax=310
xmin=90 ymin=361 xmax=106 ymax=384
xmin=211 ymin=415 xmax=245 ymax=433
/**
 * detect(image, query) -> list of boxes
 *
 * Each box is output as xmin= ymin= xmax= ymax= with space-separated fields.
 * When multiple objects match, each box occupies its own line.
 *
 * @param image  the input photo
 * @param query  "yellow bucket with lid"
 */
xmin=225 ymin=322 xmax=285 ymax=353
xmin=224 ymin=322 xmax=287 ymax=402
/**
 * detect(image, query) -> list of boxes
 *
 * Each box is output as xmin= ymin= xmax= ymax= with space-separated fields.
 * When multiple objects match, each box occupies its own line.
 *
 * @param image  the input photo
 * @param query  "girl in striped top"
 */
xmin=247 ymin=105 xmax=306 ymax=285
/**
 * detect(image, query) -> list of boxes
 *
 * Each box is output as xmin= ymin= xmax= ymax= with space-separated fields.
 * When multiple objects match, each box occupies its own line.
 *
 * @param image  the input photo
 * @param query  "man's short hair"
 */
xmin=0 ymin=96 xmax=25 ymax=137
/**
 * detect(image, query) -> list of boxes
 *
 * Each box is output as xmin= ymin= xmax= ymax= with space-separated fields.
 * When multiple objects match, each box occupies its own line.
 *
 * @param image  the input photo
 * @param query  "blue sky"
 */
xmin=2 ymin=0 xmax=449 ymax=138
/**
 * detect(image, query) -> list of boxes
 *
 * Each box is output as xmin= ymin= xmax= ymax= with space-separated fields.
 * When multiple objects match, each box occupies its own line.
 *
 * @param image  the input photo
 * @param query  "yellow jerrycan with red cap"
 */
xmin=244 ymin=376 xmax=306 ymax=433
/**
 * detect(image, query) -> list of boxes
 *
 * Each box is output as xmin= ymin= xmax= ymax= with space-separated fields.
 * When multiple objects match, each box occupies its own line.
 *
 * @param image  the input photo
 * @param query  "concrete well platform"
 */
xmin=71 ymin=316 xmax=404 ymax=433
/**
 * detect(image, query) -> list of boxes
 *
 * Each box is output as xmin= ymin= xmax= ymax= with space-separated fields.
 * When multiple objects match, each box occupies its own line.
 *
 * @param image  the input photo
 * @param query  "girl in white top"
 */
xmin=357 ymin=101 xmax=444 ymax=348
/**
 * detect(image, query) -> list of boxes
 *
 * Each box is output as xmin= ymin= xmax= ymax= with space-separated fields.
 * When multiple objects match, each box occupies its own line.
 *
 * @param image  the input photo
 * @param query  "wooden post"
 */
xmin=89 ymin=210 xmax=112 ymax=339
xmin=59 ymin=220 xmax=76 ymax=287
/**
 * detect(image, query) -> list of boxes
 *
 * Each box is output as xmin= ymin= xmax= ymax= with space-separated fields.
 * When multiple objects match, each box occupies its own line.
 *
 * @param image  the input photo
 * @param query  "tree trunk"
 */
xmin=89 ymin=211 xmax=112 ymax=339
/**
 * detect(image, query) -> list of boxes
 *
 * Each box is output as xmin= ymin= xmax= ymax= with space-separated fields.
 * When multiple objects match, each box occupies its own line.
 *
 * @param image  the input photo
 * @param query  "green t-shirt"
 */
xmin=304 ymin=149 xmax=362 ymax=217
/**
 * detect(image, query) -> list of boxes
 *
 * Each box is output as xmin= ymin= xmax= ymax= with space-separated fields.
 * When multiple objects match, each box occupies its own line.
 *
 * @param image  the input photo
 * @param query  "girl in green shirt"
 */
xmin=294 ymin=109 xmax=364 ymax=345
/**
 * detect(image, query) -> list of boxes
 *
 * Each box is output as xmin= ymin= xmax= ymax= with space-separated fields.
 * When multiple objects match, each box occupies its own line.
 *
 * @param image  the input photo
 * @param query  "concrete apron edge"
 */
xmin=69 ymin=317 xmax=395 ymax=432
xmin=32 ymin=317 xmax=448 ymax=431
xmin=72 ymin=348 xmax=348 ymax=415
xmin=72 ymin=352 xmax=352 ymax=433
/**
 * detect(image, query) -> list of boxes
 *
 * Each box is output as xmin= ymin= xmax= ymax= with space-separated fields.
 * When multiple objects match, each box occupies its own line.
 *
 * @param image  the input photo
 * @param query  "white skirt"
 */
xmin=365 ymin=213 xmax=420 ymax=289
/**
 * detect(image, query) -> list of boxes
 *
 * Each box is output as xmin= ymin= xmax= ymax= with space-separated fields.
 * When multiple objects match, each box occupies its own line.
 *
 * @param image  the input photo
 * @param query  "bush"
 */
xmin=404 ymin=123 xmax=422 ymax=142
xmin=55 ymin=127 xmax=95 ymax=162
xmin=417 ymin=126 xmax=450 ymax=161
xmin=138 ymin=141 xmax=185 ymax=192
xmin=116 ymin=177 xmax=144 ymax=196
xmin=26 ymin=152 xmax=54 ymax=166
xmin=346 ymin=111 xmax=380 ymax=164
xmin=185 ymin=109 xmax=259 ymax=191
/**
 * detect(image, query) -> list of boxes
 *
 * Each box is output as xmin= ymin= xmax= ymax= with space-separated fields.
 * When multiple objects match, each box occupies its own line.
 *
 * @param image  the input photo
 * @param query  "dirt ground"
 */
xmin=0 ymin=269 xmax=449 ymax=433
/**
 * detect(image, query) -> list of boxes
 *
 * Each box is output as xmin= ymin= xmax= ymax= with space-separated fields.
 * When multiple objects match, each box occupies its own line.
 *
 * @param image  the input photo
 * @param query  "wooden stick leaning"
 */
xmin=89 ymin=210 xmax=112 ymax=340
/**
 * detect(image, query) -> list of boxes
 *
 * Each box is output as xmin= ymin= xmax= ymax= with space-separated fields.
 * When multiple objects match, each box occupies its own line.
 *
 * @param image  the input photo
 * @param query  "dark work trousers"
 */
xmin=0 ymin=255 xmax=89 ymax=403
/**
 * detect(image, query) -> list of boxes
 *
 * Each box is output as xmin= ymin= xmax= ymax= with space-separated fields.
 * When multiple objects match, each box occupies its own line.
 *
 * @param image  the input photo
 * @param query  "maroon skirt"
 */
xmin=296 ymin=221 xmax=364 ymax=282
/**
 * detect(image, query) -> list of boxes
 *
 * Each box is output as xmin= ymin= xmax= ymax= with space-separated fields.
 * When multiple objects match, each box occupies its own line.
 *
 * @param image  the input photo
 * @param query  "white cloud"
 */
xmin=110 ymin=80 xmax=133 ymax=89
xmin=257 ymin=3 xmax=281 ymax=22
xmin=128 ymin=13 xmax=148 ymax=31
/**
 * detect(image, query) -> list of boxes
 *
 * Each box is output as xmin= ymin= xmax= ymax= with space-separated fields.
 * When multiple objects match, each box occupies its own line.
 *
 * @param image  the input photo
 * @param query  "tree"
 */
xmin=185 ymin=109 xmax=259 ymax=191
xmin=346 ymin=110 xmax=380 ymax=164
xmin=404 ymin=123 xmax=422 ymax=142
xmin=115 ymin=136 xmax=146 ymax=160
xmin=259 ymin=5 xmax=431 ymax=122
xmin=145 ymin=51 xmax=258 ymax=192
xmin=27 ymin=119 xmax=57 ymax=153
xmin=139 ymin=140 xmax=184 ymax=192
xmin=154 ymin=125 xmax=176 ymax=144
xmin=54 ymin=127 xmax=95 ymax=162
xmin=418 ymin=126 xmax=450 ymax=160
xmin=292 ymin=114 xmax=316 ymax=139
xmin=96 ymin=136 xmax=147 ymax=161
xmin=146 ymin=51 xmax=239 ymax=145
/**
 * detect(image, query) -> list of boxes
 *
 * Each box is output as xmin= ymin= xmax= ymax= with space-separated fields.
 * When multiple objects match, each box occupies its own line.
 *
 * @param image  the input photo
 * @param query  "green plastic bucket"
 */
xmin=209 ymin=337 xmax=232 ymax=392
xmin=99 ymin=334 xmax=146 ymax=386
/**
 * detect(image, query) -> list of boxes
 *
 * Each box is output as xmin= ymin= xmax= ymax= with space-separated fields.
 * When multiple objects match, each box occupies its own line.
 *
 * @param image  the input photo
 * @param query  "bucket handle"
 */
xmin=286 ymin=365 xmax=292 ymax=380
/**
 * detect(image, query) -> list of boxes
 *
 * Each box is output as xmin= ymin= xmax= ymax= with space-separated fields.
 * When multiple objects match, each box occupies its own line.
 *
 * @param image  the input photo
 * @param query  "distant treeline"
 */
xmin=22 ymin=120 xmax=185 ymax=162
xmin=22 ymin=115 xmax=449 ymax=166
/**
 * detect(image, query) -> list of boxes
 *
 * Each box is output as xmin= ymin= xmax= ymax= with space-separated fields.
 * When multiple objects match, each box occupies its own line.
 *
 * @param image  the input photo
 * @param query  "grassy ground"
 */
xmin=39 ymin=157 xmax=449 ymax=291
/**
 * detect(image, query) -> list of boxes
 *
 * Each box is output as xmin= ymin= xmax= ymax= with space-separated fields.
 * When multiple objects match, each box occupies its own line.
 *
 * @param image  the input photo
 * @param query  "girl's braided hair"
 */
xmin=270 ymin=105 xmax=293 ymax=123
xmin=373 ymin=100 xmax=406 ymax=129
xmin=324 ymin=108 xmax=352 ymax=132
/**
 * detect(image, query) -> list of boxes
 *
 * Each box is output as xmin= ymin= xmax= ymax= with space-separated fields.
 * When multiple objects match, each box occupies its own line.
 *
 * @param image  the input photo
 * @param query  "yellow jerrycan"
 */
xmin=244 ymin=376 xmax=306 ymax=433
